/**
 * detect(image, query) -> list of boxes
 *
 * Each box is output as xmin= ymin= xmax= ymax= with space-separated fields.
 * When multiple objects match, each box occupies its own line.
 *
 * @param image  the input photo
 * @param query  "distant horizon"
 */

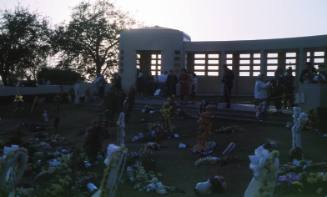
xmin=1 ymin=0 xmax=327 ymax=41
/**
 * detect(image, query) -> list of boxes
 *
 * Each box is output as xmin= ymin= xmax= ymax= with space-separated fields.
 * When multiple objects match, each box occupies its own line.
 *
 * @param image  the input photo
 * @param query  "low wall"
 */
xmin=300 ymin=83 xmax=327 ymax=111
xmin=0 ymin=85 xmax=73 ymax=97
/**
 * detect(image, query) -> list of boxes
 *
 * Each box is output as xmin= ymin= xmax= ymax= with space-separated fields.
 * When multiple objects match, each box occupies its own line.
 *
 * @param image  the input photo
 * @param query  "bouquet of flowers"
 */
xmin=244 ymin=145 xmax=280 ymax=197
xmin=277 ymin=160 xmax=327 ymax=195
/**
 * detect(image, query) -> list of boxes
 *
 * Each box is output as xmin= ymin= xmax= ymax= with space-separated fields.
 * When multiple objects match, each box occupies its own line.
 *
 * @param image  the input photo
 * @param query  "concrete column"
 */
xmin=260 ymin=50 xmax=267 ymax=75
xmin=298 ymin=48 xmax=305 ymax=76
xmin=121 ymin=50 xmax=137 ymax=92
xmin=220 ymin=52 xmax=226 ymax=69
xmin=278 ymin=51 xmax=285 ymax=69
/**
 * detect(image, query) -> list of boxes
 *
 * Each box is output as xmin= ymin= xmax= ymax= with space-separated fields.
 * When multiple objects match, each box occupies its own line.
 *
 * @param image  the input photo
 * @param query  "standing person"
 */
xmin=300 ymin=63 xmax=317 ymax=83
xmin=191 ymin=73 xmax=198 ymax=101
xmin=166 ymin=69 xmax=178 ymax=97
xmin=136 ymin=69 xmax=144 ymax=95
xmin=271 ymin=66 xmax=285 ymax=113
xmin=179 ymin=68 xmax=191 ymax=103
xmin=112 ymin=73 xmax=121 ymax=90
xmin=157 ymin=71 xmax=168 ymax=96
xmin=283 ymin=67 xmax=295 ymax=108
xmin=222 ymin=65 xmax=234 ymax=108
xmin=94 ymin=73 xmax=106 ymax=99
xmin=254 ymin=74 xmax=271 ymax=121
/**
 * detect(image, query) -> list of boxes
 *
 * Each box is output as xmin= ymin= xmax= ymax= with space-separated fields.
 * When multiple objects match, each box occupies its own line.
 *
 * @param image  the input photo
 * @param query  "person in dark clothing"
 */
xmin=95 ymin=74 xmax=106 ymax=98
xmin=283 ymin=67 xmax=295 ymax=108
xmin=112 ymin=73 xmax=122 ymax=90
xmin=222 ymin=65 xmax=234 ymax=108
xmin=271 ymin=66 xmax=285 ymax=113
xmin=146 ymin=73 xmax=155 ymax=96
xmin=166 ymin=70 xmax=178 ymax=97
xmin=179 ymin=69 xmax=191 ymax=102
xmin=300 ymin=63 xmax=317 ymax=83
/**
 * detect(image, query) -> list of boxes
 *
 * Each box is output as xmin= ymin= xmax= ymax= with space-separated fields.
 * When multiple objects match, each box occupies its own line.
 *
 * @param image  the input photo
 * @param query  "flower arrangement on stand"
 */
xmin=244 ymin=144 xmax=280 ymax=197
xmin=160 ymin=100 xmax=174 ymax=133
xmin=0 ymin=145 xmax=28 ymax=197
xmin=125 ymin=150 xmax=180 ymax=195
xmin=193 ymin=105 xmax=217 ymax=155
xmin=126 ymin=161 xmax=173 ymax=195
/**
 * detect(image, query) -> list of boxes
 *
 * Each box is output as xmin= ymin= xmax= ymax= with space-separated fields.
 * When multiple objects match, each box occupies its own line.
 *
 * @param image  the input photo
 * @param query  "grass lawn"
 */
xmin=118 ymin=107 xmax=327 ymax=197
xmin=0 ymin=101 xmax=326 ymax=197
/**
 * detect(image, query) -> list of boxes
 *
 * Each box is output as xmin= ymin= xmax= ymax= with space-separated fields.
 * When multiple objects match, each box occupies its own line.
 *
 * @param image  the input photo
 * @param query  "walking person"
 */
xmin=222 ymin=65 xmax=234 ymax=108
xmin=166 ymin=69 xmax=178 ymax=97
xmin=254 ymin=74 xmax=271 ymax=121
xmin=179 ymin=68 xmax=191 ymax=103
xmin=94 ymin=73 xmax=106 ymax=99
xmin=283 ymin=67 xmax=295 ymax=108
xmin=157 ymin=71 xmax=168 ymax=96
xmin=191 ymin=73 xmax=198 ymax=101
xmin=271 ymin=66 xmax=285 ymax=113
xmin=300 ymin=62 xmax=317 ymax=83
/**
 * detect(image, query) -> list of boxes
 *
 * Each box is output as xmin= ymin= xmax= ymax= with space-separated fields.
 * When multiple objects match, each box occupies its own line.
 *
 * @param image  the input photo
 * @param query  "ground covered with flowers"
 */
xmin=0 ymin=101 xmax=327 ymax=197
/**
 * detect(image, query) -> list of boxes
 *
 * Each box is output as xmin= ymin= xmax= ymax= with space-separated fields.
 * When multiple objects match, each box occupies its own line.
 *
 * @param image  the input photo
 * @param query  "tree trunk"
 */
xmin=96 ymin=62 xmax=102 ymax=76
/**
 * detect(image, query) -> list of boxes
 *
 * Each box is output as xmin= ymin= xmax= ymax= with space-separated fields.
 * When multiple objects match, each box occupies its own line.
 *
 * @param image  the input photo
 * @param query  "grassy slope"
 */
xmin=118 ymin=110 xmax=327 ymax=197
xmin=0 ymin=102 xmax=326 ymax=197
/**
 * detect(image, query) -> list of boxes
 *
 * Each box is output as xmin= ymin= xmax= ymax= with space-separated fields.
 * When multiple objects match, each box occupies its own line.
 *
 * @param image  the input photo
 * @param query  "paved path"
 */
xmin=135 ymin=96 xmax=292 ymax=114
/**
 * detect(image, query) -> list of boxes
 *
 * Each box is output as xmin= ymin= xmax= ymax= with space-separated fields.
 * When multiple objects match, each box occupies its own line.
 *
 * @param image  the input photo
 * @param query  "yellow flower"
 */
xmin=14 ymin=95 xmax=24 ymax=102
xmin=292 ymin=181 xmax=303 ymax=192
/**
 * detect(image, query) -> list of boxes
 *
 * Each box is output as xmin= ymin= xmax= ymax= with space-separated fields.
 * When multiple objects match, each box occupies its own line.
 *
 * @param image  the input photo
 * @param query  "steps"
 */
xmin=133 ymin=98 xmax=291 ymax=127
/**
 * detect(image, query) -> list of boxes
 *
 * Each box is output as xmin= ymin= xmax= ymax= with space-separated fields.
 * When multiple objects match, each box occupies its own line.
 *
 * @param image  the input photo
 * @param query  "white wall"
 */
xmin=119 ymin=27 xmax=189 ymax=91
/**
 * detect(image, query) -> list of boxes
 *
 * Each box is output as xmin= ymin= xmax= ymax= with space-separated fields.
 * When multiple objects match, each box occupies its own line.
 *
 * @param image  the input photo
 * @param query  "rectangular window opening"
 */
xmin=239 ymin=72 xmax=250 ymax=76
xmin=194 ymin=54 xmax=206 ymax=58
xmin=208 ymin=72 xmax=219 ymax=76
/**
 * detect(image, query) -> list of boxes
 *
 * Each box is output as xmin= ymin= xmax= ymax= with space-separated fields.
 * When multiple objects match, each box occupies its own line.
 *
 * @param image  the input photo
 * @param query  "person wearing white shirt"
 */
xmin=156 ymin=71 xmax=168 ymax=96
xmin=254 ymin=74 xmax=271 ymax=121
xmin=158 ymin=71 xmax=168 ymax=83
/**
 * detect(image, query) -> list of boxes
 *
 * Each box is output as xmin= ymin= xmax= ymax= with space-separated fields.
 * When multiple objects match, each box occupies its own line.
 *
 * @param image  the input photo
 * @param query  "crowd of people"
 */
xmin=136 ymin=68 xmax=198 ymax=103
xmin=254 ymin=67 xmax=296 ymax=121
xmin=134 ymin=62 xmax=327 ymax=122
xmin=254 ymin=62 xmax=327 ymax=121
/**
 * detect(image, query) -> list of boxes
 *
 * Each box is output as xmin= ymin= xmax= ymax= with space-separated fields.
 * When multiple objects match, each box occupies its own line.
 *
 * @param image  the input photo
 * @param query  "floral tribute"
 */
xmin=276 ymin=160 xmax=327 ymax=196
xmin=193 ymin=105 xmax=217 ymax=155
xmin=160 ymin=98 xmax=175 ymax=133
xmin=244 ymin=144 xmax=280 ymax=197
xmin=125 ymin=151 xmax=180 ymax=195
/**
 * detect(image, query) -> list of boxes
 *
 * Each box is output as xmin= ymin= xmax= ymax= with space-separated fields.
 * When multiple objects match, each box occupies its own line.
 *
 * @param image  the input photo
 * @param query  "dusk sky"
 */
xmin=1 ymin=0 xmax=327 ymax=41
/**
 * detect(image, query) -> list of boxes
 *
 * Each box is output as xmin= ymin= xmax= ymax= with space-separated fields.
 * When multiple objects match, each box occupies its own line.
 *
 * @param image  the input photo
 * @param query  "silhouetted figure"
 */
xmin=166 ymin=70 xmax=178 ymax=97
xmin=112 ymin=73 xmax=122 ymax=90
xmin=179 ymin=69 xmax=191 ymax=102
xmin=271 ymin=66 xmax=285 ymax=112
xmin=84 ymin=123 xmax=102 ymax=162
xmin=283 ymin=67 xmax=295 ymax=108
xmin=300 ymin=63 xmax=317 ymax=83
xmin=191 ymin=73 xmax=198 ymax=100
xmin=157 ymin=71 xmax=168 ymax=96
xmin=222 ymin=65 xmax=234 ymax=108
xmin=94 ymin=73 xmax=106 ymax=98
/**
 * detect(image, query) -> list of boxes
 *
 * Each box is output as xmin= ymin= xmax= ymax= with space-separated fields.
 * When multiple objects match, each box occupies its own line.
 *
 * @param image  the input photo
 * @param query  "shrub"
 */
xmin=37 ymin=68 xmax=83 ymax=85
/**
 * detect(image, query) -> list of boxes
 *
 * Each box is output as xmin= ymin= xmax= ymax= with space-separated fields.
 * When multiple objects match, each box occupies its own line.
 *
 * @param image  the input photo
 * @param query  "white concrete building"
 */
xmin=119 ymin=26 xmax=327 ymax=97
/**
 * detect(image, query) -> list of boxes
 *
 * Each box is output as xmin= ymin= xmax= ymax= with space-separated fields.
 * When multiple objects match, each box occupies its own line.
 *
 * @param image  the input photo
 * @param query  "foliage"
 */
xmin=51 ymin=0 xmax=135 ymax=79
xmin=0 ymin=7 xmax=51 ymax=85
xmin=37 ymin=67 xmax=83 ymax=85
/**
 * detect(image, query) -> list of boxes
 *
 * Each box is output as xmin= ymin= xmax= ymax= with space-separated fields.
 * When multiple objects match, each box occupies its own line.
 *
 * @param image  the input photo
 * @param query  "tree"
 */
xmin=51 ymin=0 xmax=135 ymax=79
xmin=0 ymin=8 xmax=51 ymax=85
